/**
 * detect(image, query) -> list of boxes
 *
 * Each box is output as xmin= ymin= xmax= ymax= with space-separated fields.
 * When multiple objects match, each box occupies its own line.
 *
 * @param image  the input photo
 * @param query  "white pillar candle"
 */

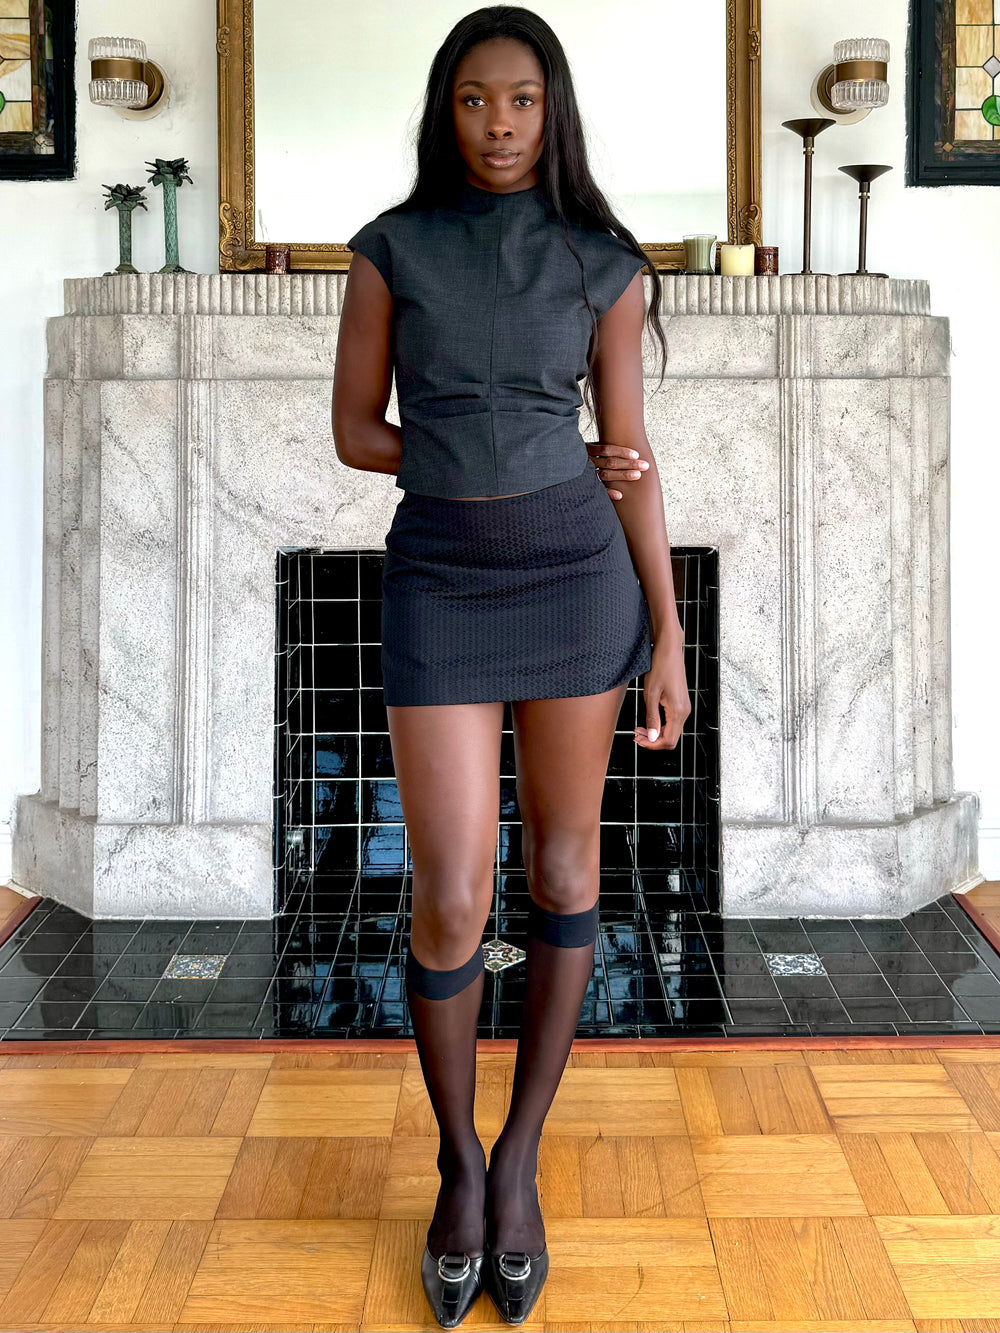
xmin=719 ymin=243 xmax=756 ymax=275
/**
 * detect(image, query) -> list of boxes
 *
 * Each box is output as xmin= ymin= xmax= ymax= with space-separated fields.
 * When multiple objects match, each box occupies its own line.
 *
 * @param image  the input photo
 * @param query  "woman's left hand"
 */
xmin=586 ymin=440 xmax=649 ymax=501
xmin=635 ymin=640 xmax=691 ymax=749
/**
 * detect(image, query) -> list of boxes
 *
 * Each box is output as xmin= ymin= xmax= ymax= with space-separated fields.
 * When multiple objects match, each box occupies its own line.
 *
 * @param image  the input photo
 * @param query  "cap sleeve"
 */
xmin=346 ymin=217 xmax=393 ymax=292
xmin=588 ymin=232 xmax=647 ymax=318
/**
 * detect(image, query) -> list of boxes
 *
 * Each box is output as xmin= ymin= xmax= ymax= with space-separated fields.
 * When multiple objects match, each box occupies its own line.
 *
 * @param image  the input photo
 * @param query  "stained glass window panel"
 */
xmin=910 ymin=0 xmax=1000 ymax=182
xmin=956 ymin=64 xmax=990 ymax=105
xmin=956 ymin=0 xmax=991 ymax=21
xmin=0 ymin=0 xmax=55 ymax=155
xmin=956 ymin=22 xmax=993 ymax=63
xmin=953 ymin=0 xmax=1000 ymax=140
xmin=0 ymin=3 xmax=31 ymax=136
xmin=0 ymin=0 xmax=73 ymax=177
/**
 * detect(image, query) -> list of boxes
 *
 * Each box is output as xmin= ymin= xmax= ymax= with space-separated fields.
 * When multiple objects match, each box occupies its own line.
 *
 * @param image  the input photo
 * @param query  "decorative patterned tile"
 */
xmin=764 ymin=951 xmax=827 ymax=976
xmin=163 ymin=954 xmax=228 ymax=979
xmin=483 ymin=936 xmax=526 ymax=973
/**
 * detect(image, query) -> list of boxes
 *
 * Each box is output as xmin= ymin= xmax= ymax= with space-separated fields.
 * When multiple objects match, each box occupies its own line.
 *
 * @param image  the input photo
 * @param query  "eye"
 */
xmin=459 ymin=93 xmax=536 ymax=108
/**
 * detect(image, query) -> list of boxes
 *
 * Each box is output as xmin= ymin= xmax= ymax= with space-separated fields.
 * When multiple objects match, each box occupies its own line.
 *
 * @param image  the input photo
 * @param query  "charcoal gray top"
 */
xmin=346 ymin=179 xmax=647 ymax=499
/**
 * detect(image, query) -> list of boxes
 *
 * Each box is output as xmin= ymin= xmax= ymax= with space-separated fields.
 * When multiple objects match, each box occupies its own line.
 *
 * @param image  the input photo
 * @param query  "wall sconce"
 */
xmin=811 ymin=38 xmax=890 ymax=124
xmin=88 ymin=37 xmax=169 ymax=120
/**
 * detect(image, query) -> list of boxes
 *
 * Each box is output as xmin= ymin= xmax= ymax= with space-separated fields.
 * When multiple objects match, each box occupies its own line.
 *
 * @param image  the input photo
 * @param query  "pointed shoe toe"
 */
xmin=420 ymin=1245 xmax=484 ymax=1329
xmin=483 ymin=1244 xmax=549 ymax=1325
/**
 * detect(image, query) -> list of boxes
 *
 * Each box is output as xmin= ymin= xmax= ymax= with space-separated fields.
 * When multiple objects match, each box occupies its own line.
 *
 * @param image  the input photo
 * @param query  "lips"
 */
xmin=482 ymin=151 xmax=518 ymax=165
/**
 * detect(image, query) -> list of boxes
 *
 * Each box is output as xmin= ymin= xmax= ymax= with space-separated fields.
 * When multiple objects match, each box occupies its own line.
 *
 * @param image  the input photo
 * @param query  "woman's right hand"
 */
xmin=586 ymin=440 xmax=649 ymax=501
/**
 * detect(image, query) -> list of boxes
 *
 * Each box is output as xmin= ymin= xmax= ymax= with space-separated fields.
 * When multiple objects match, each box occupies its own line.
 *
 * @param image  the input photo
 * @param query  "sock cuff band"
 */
xmin=404 ymin=938 xmax=485 ymax=999
xmin=527 ymin=899 xmax=599 ymax=948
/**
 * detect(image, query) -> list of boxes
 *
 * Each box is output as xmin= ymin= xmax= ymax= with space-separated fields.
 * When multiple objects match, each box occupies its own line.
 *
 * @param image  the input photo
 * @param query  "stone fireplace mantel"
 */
xmin=12 ymin=273 xmax=982 ymax=919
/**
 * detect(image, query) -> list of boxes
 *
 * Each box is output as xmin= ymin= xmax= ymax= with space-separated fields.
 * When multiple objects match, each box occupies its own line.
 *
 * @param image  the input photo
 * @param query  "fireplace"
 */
xmin=11 ymin=273 xmax=983 ymax=920
xmin=267 ymin=541 xmax=722 ymax=1037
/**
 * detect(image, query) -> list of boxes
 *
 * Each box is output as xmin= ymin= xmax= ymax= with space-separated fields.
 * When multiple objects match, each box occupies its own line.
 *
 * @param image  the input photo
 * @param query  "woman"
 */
xmin=332 ymin=7 xmax=690 ymax=1326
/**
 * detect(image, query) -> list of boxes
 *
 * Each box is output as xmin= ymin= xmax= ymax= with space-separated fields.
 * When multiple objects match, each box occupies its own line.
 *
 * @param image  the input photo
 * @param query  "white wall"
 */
xmin=2 ymin=0 xmax=997 ymax=885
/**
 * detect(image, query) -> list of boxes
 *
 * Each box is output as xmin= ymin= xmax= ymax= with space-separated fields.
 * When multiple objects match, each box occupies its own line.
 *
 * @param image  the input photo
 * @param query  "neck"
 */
xmin=457 ymin=176 xmax=544 ymax=214
xmin=463 ymin=176 xmax=539 ymax=196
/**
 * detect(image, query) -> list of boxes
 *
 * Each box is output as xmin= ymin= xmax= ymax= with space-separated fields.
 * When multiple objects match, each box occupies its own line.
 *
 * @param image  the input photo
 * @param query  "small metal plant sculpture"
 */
xmin=102 ymin=183 xmax=147 ymax=275
xmin=146 ymin=156 xmax=193 ymax=274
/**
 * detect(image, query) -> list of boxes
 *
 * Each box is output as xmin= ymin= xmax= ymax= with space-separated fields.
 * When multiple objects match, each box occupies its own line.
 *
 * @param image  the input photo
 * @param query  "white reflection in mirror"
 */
xmin=253 ymin=0 xmax=727 ymax=245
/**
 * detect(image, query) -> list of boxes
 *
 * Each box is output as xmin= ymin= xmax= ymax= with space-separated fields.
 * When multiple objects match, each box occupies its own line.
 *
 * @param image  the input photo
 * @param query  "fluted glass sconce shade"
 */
xmin=88 ymin=36 xmax=167 ymax=117
xmin=88 ymin=78 xmax=149 ymax=108
xmin=812 ymin=37 xmax=890 ymax=124
xmin=831 ymin=39 xmax=891 ymax=110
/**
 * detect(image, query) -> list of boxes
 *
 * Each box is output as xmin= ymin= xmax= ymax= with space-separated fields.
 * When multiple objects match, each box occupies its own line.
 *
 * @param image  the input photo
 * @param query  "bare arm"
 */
xmin=590 ymin=274 xmax=690 ymax=748
xmin=331 ymin=251 xmax=402 ymax=477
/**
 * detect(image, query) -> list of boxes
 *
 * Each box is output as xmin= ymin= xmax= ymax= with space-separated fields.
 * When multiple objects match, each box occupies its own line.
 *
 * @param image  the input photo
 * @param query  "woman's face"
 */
xmin=452 ymin=37 xmax=546 ymax=192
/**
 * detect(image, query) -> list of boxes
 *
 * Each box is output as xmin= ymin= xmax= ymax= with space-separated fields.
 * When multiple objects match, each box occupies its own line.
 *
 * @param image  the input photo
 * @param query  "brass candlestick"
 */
xmin=838 ymin=164 xmax=892 ymax=277
xmin=782 ymin=117 xmax=836 ymax=274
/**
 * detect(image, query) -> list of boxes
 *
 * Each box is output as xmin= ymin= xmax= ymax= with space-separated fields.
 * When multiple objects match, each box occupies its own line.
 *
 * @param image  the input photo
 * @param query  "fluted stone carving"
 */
xmin=12 ymin=275 xmax=981 ymax=918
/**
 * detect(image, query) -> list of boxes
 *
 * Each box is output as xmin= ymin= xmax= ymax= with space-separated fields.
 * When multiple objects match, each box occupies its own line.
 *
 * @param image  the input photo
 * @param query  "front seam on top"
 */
xmin=487 ymin=195 xmax=503 ymax=493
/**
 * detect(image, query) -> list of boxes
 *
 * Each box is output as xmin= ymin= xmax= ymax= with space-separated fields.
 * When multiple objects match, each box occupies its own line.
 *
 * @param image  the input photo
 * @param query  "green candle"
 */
xmin=683 ymin=234 xmax=716 ymax=274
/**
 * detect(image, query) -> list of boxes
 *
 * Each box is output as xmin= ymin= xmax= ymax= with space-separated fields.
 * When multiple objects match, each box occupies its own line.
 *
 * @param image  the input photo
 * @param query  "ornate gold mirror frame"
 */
xmin=217 ymin=1 xmax=761 ymax=271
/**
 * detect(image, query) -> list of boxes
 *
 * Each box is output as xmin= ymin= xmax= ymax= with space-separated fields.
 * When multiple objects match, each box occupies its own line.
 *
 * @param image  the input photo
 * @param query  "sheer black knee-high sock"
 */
xmin=405 ymin=937 xmax=487 ymax=1259
xmin=485 ymin=899 xmax=599 ymax=1257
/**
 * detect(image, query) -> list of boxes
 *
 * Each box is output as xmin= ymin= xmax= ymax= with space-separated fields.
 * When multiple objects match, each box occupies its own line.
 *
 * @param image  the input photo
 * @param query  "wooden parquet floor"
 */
xmin=3 ymin=1044 xmax=1000 ymax=1330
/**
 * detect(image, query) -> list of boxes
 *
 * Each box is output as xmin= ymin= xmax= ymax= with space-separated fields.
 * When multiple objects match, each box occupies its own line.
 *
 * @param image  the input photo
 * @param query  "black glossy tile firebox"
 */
xmin=273 ymin=545 xmax=721 ymax=921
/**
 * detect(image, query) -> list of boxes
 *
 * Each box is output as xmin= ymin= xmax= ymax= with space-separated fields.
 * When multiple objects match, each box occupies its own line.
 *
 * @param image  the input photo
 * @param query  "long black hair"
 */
xmin=383 ymin=4 xmax=668 ymax=432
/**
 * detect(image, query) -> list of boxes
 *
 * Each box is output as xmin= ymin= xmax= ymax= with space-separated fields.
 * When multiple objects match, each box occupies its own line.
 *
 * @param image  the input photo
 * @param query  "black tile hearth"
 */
xmin=2 ymin=884 xmax=999 ymax=1040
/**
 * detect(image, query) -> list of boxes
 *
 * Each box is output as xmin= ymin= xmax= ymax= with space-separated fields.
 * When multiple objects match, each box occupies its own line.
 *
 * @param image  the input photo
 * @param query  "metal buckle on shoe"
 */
xmin=437 ymin=1252 xmax=472 ymax=1282
xmin=498 ymin=1251 xmax=531 ymax=1280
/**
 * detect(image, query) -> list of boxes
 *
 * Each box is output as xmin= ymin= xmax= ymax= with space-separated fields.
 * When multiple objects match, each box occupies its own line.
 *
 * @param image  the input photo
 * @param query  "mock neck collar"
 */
xmin=457 ymin=177 xmax=545 ymax=214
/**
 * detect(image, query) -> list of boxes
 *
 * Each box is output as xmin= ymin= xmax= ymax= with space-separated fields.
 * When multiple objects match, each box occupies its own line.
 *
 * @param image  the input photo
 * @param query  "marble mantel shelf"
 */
xmin=12 ymin=271 xmax=981 ymax=920
xmin=63 ymin=273 xmax=931 ymax=318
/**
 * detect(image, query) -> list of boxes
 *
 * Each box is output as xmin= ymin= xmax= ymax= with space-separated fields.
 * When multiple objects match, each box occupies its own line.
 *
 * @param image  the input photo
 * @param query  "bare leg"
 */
xmin=486 ymin=683 xmax=628 ymax=1256
xmin=388 ymin=699 xmax=504 ymax=1259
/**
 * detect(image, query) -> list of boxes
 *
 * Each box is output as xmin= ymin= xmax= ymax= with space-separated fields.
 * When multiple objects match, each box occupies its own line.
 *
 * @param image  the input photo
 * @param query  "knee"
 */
xmin=409 ymin=862 xmax=491 ymax=964
xmin=523 ymin=828 xmax=599 ymax=914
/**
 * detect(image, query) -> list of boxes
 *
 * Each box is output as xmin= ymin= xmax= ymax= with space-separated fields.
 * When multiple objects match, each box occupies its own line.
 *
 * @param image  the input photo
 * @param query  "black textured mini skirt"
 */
xmin=380 ymin=460 xmax=652 ymax=706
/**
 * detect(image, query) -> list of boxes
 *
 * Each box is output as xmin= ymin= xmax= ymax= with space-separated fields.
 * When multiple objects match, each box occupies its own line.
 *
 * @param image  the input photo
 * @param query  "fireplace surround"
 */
xmin=11 ymin=273 xmax=982 ymax=919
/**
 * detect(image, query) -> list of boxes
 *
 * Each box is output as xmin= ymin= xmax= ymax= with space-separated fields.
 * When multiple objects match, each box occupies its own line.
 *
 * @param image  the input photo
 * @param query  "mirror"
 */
xmin=218 ymin=1 xmax=761 ymax=271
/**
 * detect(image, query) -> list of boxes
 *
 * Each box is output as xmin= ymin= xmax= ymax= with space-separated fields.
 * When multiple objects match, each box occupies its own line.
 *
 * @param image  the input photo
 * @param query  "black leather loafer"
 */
xmin=483 ymin=1243 xmax=549 ymax=1325
xmin=419 ymin=1245 xmax=484 ymax=1328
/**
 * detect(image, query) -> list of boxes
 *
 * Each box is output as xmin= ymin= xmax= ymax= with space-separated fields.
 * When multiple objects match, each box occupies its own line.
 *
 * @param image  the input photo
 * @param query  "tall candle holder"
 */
xmin=782 ymin=117 xmax=836 ymax=275
xmin=838 ymin=164 xmax=892 ymax=277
